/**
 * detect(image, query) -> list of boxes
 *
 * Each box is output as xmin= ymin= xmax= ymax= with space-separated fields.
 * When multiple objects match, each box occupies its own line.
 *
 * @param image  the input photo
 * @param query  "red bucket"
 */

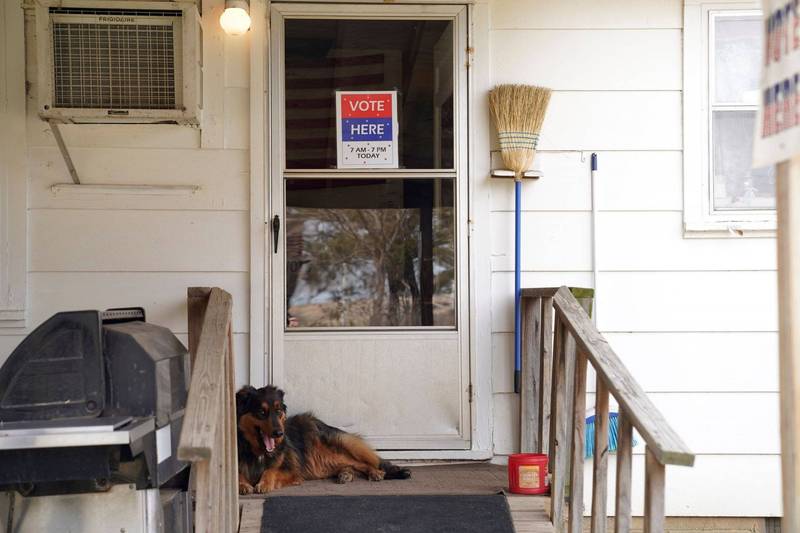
xmin=508 ymin=453 xmax=549 ymax=495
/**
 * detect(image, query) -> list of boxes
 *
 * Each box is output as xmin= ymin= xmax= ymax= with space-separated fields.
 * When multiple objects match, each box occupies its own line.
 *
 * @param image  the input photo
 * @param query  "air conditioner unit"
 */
xmin=32 ymin=1 xmax=202 ymax=125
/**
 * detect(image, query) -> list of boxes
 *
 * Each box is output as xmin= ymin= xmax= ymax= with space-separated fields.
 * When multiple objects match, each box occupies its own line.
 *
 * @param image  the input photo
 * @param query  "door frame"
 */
xmin=249 ymin=0 xmax=495 ymax=458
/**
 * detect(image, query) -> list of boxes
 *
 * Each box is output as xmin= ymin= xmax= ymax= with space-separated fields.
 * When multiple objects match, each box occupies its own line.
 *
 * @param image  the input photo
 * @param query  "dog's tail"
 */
xmin=379 ymin=460 xmax=412 ymax=480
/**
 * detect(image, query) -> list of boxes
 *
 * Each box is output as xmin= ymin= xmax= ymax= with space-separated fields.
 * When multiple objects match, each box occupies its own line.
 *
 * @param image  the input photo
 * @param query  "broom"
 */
xmin=488 ymin=85 xmax=551 ymax=393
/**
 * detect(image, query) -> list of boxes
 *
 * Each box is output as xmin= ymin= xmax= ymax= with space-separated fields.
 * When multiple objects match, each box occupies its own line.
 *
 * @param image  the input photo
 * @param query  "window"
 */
xmin=272 ymin=5 xmax=468 ymax=330
xmin=684 ymin=2 xmax=776 ymax=235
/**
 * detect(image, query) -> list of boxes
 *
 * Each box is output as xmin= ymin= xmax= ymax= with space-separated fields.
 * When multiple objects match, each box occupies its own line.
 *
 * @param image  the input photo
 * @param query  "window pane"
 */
xmin=284 ymin=19 xmax=454 ymax=169
xmin=712 ymin=110 xmax=776 ymax=210
xmin=286 ymin=179 xmax=456 ymax=328
xmin=713 ymin=14 xmax=762 ymax=104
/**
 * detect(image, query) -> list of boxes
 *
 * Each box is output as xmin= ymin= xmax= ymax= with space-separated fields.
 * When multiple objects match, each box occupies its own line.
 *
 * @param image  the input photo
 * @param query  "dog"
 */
xmin=236 ymin=385 xmax=411 ymax=494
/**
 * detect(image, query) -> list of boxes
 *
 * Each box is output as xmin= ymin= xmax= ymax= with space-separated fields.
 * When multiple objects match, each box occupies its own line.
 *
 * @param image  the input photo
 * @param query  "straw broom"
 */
xmin=488 ymin=84 xmax=551 ymax=395
xmin=488 ymin=84 xmax=551 ymax=180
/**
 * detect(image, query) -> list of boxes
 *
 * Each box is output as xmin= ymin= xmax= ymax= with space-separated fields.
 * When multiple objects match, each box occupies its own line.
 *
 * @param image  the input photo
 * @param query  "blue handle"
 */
xmin=591 ymin=152 xmax=598 ymax=171
xmin=514 ymin=180 xmax=522 ymax=393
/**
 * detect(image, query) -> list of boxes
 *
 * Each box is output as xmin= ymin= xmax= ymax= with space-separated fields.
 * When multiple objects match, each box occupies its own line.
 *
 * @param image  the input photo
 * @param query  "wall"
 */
xmin=487 ymin=0 xmax=781 ymax=517
xmin=0 ymin=0 xmax=252 ymax=387
xmin=0 ymin=0 xmax=781 ymax=518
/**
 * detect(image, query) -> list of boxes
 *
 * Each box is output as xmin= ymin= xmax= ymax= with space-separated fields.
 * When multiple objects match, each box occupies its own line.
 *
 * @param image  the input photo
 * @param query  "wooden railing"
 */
xmin=178 ymin=287 xmax=238 ymax=533
xmin=520 ymin=287 xmax=694 ymax=533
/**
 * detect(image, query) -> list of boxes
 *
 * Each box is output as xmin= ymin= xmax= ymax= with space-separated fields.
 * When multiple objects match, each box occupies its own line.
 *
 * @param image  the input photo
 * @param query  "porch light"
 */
xmin=220 ymin=0 xmax=251 ymax=35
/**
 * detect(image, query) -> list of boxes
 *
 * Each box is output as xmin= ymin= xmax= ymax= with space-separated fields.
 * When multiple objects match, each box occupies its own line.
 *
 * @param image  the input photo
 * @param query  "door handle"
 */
xmin=271 ymin=214 xmax=280 ymax=254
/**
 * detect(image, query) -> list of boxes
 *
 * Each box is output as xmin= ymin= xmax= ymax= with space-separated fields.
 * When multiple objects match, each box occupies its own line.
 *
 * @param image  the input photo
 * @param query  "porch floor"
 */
xmin=238 ymin=462 xmax=553 ymax=532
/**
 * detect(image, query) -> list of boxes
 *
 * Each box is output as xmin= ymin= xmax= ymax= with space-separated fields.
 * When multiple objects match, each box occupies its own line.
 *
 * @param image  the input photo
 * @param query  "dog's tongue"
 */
xmin=264 ymin=435 xmax=275 ymax=452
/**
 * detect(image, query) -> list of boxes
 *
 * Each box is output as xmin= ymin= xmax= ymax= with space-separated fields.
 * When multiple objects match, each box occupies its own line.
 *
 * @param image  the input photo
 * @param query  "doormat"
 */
xmin=260 ymin=494 xmax=515 ymax=533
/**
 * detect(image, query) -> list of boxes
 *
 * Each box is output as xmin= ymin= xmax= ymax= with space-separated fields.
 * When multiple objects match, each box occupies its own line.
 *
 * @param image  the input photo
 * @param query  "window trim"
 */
xmin=683 ymin=0 xmax=776 ymax=237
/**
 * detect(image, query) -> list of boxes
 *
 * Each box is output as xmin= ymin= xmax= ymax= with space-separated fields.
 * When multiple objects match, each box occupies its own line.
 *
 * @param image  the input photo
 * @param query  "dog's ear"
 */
xmin=235 ymin=386 xmax=258 ymax=417
xmin=277 ymin=388 xmax=287 ymax=412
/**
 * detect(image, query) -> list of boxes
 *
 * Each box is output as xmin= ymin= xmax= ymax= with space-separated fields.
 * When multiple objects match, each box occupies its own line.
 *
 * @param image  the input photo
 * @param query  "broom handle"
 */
xmin=514 ymin=178 xmax=522 ymax=393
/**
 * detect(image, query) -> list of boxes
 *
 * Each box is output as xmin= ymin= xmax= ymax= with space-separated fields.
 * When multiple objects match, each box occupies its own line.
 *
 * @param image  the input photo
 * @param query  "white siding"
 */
xmin=0 ymin=0 xmax=252 ymax=388
xmin=488 ymin=0 xmax=779 ymax=518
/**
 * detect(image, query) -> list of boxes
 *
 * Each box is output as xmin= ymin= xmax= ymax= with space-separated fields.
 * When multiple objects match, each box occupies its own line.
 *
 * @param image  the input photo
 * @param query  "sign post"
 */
xmin=755 ymin=3 xmax=800 ymax=531
xmin=336 ymin=91 xmax=399 ymax=169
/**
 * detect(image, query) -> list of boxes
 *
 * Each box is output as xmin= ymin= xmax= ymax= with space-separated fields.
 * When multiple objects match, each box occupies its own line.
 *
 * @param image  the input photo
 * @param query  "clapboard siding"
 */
xmin=28 ymin=123 xmax=202 ymax=150
xmin=493 ymin=393 xmax=520 ymax=455
xmin=597 ymin=212 xmax=778 ymax=271
xmin=490 ymin=0 xmax=683 ymax=30
xmin=598 ymin=271 xmax=778 ymax=332
xmin=30 ymin=210 xmax=249 ymax=272
xmin=494 ymin=331 xmax=779 ymax=394
xmin=26 ymin=272 xmax=249 ymax=334
xmin=489 ymin=151 xmax=684 ymax=212
xmin=492 ymin=30 xmax=681 ymax=90
xmin=538 ymin=92 xmax=682 ymax=151
xmin=490 ymin=211 xmax=592 ymax=271
xmin=579 ymin=455 xmax=782 ymax=517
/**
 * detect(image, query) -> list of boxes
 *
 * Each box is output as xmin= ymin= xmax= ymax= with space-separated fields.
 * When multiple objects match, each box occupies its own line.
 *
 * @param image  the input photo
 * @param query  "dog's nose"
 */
xmin=272 ymin=430 xmax=284 ymax=438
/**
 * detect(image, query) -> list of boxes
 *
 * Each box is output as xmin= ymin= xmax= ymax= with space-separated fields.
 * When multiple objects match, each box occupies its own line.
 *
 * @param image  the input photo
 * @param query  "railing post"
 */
xmin=568 ymin=351 xmax=588 ymax=533
xmin=521 ymin=296 xmax=543 ymax=452
xmin=644 ymin=447 xmax=666 ymax=533
xmin=539 ymin=296 xmax=555 ymax=454
xmin=591 ymin=379 xmax=610 ymax=533
xmin=550 ymin=316 xmax=576 ymax=532
xmin=614 ymin=410 xmax=633 ymax=533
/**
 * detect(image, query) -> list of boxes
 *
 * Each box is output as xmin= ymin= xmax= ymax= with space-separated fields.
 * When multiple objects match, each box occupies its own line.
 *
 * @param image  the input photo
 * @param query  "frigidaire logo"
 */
xmin=98 ymin=16 xmax=135 ymax=22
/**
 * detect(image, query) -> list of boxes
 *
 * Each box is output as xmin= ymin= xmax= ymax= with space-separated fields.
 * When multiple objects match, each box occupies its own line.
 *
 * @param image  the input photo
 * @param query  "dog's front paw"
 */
xmin=239 ymin=482 xmax=255 ymax=495
xmin=336 ymin=469 xmax=354 ymax=484
xmin=255 ymin=481 xmax=273 ymax=494
xmin=368 ymin=469 xmax=385 ymax=481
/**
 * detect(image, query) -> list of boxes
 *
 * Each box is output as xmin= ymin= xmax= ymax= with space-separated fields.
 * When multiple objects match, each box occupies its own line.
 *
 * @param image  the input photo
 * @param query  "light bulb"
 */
xmin=220 ymin=6 xmax=251 ymax=35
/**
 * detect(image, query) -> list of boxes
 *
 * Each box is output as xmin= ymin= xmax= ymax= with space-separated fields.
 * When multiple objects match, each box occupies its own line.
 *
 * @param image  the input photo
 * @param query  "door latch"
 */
xmin=271 ymin=214 xmax=280 ymax=253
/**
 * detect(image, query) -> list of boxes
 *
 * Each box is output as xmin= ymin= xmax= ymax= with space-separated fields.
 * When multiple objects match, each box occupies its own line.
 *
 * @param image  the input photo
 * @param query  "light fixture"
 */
xmin=220 ymin=0 xmax=251 ymax=35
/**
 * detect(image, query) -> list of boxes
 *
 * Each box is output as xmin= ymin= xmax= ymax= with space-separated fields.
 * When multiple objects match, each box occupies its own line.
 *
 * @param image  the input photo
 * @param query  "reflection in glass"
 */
xmin=712 ymin=111 xmax=775 ymax=210
xmin=284 ymin=19 xmax=454 ymax=169
xmin=285 ymin=179 xmax=455 ymax=328
xmin=714 ymin=14 xmax=762 ymax=104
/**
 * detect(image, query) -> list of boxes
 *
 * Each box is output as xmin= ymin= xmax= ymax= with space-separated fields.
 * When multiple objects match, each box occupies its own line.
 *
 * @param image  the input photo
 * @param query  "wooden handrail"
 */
xmin=178 ymin=287 xmax=238 ymax=533
xmin=552 ymin=287 xmax=694 ymax=467
xmin=520 ymin=286 xmax=695 ymax=533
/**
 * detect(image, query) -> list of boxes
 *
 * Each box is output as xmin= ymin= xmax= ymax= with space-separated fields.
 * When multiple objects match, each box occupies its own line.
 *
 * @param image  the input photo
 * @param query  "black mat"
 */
xmin=260 ymin=494 xmax=515 ymax=533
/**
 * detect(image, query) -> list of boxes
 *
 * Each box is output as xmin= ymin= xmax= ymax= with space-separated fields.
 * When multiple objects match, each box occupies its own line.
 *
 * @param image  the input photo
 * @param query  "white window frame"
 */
xmin=683 ymin=0 xmax=776 ymax=237
xmin=0 ymin=0 xmax=27 ymax=328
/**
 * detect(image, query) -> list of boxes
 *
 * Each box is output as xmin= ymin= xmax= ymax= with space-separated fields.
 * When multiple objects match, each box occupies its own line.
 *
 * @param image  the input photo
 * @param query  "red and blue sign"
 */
xmin=336 ymin=91 xmax=399 ymax=168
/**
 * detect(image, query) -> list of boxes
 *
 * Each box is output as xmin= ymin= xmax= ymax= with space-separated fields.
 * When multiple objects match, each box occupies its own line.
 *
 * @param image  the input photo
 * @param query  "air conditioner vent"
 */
xmin=52 ymin=20 xmax=178 ymax=109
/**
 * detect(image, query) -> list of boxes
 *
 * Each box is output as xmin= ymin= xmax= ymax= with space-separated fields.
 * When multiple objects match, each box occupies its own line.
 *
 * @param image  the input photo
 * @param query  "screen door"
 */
xmin=269 ymin=3 xmax=470 ymax=450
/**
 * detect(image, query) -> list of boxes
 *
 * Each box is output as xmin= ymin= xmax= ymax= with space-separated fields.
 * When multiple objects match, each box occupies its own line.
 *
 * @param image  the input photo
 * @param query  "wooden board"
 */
xmin=492 ymin=30 xmax=680 ymax=90
xmin=25 ymin=272 xmax=249 ymax=334
xmin=597 ymin=212 xmax=777 ymax=271
xmin=490 ymin=212 xmax=592 ymax=272
xmin=537 ymin=92 xmax=681 ymax=151
xmin=490 ymin=0 xmax=681 ymax=29
xmin=30 ymin=210 xmax=249 ymax=272
xmin=598 ymin=271 xmax=778 ymax=333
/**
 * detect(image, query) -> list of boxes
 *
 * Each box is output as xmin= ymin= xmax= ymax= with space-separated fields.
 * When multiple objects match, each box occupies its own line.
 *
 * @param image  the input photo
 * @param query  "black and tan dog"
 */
xmin=236 ymin=385 xmax=411 ymax=494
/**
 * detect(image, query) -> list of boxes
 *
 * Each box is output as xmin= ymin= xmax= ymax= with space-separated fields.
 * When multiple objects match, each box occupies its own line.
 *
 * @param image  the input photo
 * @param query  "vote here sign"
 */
xmin=336 ymin=91 xmax=399 ymax=168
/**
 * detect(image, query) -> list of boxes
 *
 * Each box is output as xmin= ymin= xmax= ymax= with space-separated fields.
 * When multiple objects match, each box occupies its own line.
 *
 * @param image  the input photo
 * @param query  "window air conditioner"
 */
xmin=32 ymin=1 xmax=202 ymax=124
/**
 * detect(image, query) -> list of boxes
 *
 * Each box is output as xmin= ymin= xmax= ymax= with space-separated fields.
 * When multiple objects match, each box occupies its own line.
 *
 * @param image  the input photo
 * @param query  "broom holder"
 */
xmin=490 ymin=169 xmax=543 ymax=179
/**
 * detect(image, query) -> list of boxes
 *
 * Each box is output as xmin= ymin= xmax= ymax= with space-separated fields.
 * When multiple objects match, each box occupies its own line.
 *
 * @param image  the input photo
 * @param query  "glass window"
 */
xmin=710 ymin=12 xmax=775 ymax=211
xmin=284 ymin=19 xmax=454 ymax=169
xmin=285 ymin=179 xmax=456 ymax=328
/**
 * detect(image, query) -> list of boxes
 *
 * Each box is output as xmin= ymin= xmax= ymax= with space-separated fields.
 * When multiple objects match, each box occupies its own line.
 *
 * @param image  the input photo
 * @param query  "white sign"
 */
xmin=754 ymin=0 xmax=800 ymax=165
xmin=336 ymin=91 xmax=399 ymax=168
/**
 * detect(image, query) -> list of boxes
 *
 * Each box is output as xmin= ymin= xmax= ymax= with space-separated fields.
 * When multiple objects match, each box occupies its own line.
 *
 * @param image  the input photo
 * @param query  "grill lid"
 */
xmin=0 ymin=311 xmax=105 ymax=422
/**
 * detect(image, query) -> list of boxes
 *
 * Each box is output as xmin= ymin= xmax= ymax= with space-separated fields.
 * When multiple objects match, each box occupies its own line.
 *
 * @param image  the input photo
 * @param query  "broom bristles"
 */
xmin=488 ymin=84 xmax=552 ymax=178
